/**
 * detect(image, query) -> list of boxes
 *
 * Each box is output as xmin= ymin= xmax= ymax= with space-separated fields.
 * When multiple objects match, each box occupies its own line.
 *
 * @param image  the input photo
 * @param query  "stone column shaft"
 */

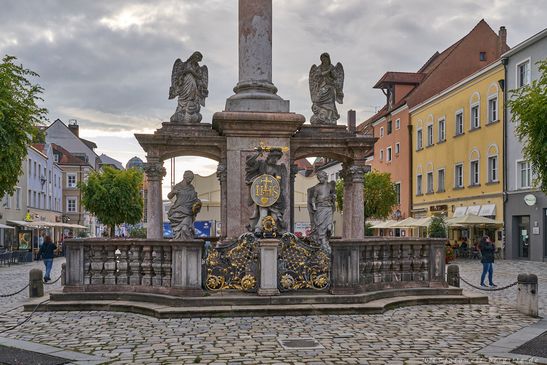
xmin=144 ymin=159 xmax=165 ymax=240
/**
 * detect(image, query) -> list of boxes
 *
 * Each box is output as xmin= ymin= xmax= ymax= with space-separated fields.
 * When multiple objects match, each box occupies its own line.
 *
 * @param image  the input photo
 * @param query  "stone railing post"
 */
xmin=64 ymin=241 xmax=84 ymax=286
xmin=517 ymin=273 xmax=538 ymax=317
xmin=330 ymin=240 xmax=360 ymax=294
xmin=447 ymin=265 xmax=460 ymax=287
xmin=171 ymin=240 xmax=203 ymax=295
xmin=258 ymin=239 xmax=279 ymax=296
xmin=143 ymin=158 xmax=165 ymax=240
xmin=29 ymin=268 xmax=44 ymax=298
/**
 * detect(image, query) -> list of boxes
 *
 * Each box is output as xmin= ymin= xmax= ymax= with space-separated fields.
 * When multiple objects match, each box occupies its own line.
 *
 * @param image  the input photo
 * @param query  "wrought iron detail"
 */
xmin=205 ymin=233 xmax=259 ymax=292
xmin=277 ymin=233 xmax=330 ymax=291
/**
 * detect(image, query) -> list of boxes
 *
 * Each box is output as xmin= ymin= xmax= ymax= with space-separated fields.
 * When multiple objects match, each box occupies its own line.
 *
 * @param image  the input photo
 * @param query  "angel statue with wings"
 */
xmin=169 ymin=51 xmax=209 ymax=123
xmin=309 ymin=53 xmax=344 ymax=125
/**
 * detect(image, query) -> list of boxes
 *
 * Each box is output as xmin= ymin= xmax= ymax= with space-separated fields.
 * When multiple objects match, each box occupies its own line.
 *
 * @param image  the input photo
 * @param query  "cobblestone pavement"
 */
xmin=0 ymin=259 xmax=544 ymax=364
xmin=0 ymin=257 xmax=64 ymax=311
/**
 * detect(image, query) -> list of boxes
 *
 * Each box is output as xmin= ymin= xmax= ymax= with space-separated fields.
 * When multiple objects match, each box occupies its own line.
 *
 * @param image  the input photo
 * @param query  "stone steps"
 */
xmin=25 ymin=288 xmax=487 ymax=318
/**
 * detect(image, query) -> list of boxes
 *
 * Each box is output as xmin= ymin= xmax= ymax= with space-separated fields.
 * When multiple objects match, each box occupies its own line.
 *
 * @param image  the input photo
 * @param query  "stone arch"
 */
xmin=487 ymin=82 xmax=499 ymax=97
xmin=470 ymin=91 xmax=480 ymax=105
xmin=469 ymin=148 xmax=480 ymax=161
xmin=487 ymin=143 xmax=499 ymax=156
xmin=426 ymin=162 xmax=434 ymax=172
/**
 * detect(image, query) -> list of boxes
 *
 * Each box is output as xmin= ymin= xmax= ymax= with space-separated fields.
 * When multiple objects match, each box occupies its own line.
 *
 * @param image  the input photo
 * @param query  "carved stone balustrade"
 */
xmin=64 ymin=239 xmax=203 ymax=296
xmin=330 ymin=237 xmax=447 ymax=294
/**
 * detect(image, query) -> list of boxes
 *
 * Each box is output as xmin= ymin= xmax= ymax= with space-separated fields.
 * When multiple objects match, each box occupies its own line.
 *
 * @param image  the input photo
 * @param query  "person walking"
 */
xmin=38 ymin=236 xmax=56 ymax=282
xmin=479 ymin=235 xmax=496 ymax=287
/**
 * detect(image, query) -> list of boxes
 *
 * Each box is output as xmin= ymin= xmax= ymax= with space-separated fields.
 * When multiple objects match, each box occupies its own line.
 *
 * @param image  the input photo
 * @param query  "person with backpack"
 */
xmin=38 ymin=236 xmax=57 ymax=282
xmin=479 ymin=235 xmax=497 ymax=288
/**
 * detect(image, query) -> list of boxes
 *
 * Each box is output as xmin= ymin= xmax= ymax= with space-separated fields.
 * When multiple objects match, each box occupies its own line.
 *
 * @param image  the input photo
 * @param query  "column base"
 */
xmin=258 ymin=288 xmax=280 ymax=296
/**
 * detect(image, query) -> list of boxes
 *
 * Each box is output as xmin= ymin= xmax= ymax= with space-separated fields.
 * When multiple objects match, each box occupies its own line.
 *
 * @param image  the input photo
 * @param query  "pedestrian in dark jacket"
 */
xmin=38 ymin=236 xmax=56 ymax=282
xmin=479 ymin=235 xmax=496 ymax=287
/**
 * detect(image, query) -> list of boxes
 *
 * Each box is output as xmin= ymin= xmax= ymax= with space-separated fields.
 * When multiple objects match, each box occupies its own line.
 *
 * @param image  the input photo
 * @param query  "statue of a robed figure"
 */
xmin=307 ymin=171 xmax=336 ymax=253
xmin=167 ymin=170 xmax=202 ymax=239
xmin=309 ymin=53 xmax=344 ymax=125
xmin=245 ymin=148 xmax=287 ymax=236
xmin=169 ymin=51 xmax=209 ymax=123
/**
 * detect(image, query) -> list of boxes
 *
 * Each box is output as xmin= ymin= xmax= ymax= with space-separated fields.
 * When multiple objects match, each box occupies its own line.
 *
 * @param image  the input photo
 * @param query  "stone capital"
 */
xmin=144 ymin=161 xmax=166 ymax=180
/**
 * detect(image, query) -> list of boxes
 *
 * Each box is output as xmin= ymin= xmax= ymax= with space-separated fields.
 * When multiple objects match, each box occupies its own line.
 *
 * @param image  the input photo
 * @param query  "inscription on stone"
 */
xmin=251 ymin=174 xmax=280 ymax=207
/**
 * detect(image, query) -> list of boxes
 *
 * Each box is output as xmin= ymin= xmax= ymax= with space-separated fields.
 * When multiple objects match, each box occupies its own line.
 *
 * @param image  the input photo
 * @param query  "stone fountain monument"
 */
xmin=51 ymin=0 xmax=478 ymax=317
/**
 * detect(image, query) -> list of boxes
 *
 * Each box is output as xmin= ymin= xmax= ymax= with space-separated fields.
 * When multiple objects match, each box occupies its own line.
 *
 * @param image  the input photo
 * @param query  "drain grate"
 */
xmin=0 ymin=345 xmax=69 ymax=365
xmin=278 ymin=337 xmax=324 ymax=350
xmin=510 ymin=331 xmax=547 ymax=358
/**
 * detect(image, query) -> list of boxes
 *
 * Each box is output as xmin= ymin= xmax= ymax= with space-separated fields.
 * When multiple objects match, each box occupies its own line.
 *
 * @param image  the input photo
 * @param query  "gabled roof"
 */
xmin=50 ymin=143 xmax=91 ymax=166
xmin=373 ymin=72 xmax=426 ymax=89
xmin=99 ymin=154 xmax=124 ymax=170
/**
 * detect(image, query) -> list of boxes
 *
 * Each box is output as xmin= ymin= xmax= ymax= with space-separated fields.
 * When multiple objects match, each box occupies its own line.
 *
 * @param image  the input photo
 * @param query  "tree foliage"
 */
xmin=428 ymin=216 xmax=447 ymax=238
xmin=80 ymin=166 xmax=144 ymax=236
xmin=508 ymin=59 xmax=547 ymax=193
xmin=0 ymin=55 xmax=47 ymax=197
xmin=336 ymin=170 xmax=398 ymax=220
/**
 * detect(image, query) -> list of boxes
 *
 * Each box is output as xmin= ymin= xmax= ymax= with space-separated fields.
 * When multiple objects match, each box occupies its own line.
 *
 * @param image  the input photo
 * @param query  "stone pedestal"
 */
xmin=517 ymin=273 xmax=538 ymax=317
xmin=257 ymin=238 xmax=279 ymax=296
xmin=329 ymin=240 xmax=360 ymax=294
xmin=212 ymin=111 xmax=304 ymax=238
xmin=171 ymin=240 xmax=203 ymax=294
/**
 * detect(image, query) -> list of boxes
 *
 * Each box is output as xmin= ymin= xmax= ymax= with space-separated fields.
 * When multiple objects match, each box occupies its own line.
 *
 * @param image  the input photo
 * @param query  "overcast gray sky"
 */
xmin=2 ymin=0 xmax=546 ymax=186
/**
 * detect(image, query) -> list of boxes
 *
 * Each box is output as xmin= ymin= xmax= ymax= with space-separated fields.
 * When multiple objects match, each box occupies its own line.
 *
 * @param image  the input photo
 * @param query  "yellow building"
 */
xmin=410 ymin=61 xmax=504 ymax=245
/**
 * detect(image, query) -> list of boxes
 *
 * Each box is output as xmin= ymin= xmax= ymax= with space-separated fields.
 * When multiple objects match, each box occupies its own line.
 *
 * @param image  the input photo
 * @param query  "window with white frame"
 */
xmin=438 ymin=118 xmax=446 ymax=142
xmin=517 ymin=59 xmax=531 ymax=88
xmin=54 ymin=154 xmax=59 ymax=163
xmin=2 ymin=194 xmax=10 ymax=209
xmin=394 ymin=182 xmax=401 ymax=204
xmin=15 ymin=187 xmax=21 ymax=210
xmin=395 ymin=142 xmax=400 ymax=155
xmin=33 ymin=191 xmax=36 ymax=208
xmin=427 ymin=124 xmax=433 ymax=146
xmin=395 ymin=119 xmax=400 ymax=130
xmin=455 ymin=110 xmax=464 ymax=135
xmin=386 ymin=146 xmax=392 ymax=162
xmin=455 ymin=164 xmax=464 ymax=188
xmin=488 ymin=155 xmax=498 ymax=182
xmin=427 ymin=172 xmax=434 ymax=193
xmin=488 ymin=96 xmax=498 ymax=123
xmin=416 ymin=129 xmax=423 ymax=150
xmin=28 ymin=159 xmax=32 ymax=175
xmin=517 ymin=160 xmax=531 ymax=189
xmin=416 ymin=174 xmax=423 ymax=195
xmin=470 ymin=104 xmax=480 ymax=129
xmin=33 ymin=161 xmax=37 ymax=177
xmin=380 ymin=127 xmax=384 ymax=137
xmin=379 ymin=149 xmax=384 ymax=161
xmin=470 ymin=160 xmax=480 ymax=186
xmin=437 ymin=169 xmax=445 ymax=192
xmin=67 ymin=173 xmax=77 ymax=188
xmin=67 ymin=197 xmax=77 ymax=213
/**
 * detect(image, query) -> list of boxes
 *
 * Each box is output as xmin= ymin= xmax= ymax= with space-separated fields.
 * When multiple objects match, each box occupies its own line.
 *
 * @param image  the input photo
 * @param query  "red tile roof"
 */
xmin=373 ymin=72 xmax=426 ymax=89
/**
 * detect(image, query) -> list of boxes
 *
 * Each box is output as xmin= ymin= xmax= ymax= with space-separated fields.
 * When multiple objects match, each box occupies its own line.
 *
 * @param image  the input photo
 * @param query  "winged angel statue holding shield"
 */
xmin=309 ymin=53 xmax=344 ymax=125
xmin=169 ymin=51 xmax=209 ymax=123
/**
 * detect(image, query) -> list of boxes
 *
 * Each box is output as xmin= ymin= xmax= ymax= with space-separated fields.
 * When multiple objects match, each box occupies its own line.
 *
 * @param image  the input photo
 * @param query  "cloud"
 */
xmin=2 ymin=0 xmax=546 ymax=170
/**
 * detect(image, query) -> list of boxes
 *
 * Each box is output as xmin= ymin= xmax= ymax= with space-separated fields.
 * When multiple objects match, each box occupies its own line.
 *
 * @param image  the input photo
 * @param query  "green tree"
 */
xmin=80 ymin=166 xmax=144 ymax=237
xmin=0 ymin=55 xmax=47 ymax=197
xmin=507 ymin=59 xmax=547 ymax=193
xmin=428 ymin=216 xmax=447 ymax=238
xmin=336 ymin=170 xmax=398 ymax=220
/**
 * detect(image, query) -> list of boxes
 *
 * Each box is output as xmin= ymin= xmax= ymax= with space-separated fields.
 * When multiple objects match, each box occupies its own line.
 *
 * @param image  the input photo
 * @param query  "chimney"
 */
xmin=498 ymin=26 xmax=507 ymax=55
xmin=68 ymin=119 xmax=79 ymax=137
xmin=347 ymin=109 xmax=356 ymax=134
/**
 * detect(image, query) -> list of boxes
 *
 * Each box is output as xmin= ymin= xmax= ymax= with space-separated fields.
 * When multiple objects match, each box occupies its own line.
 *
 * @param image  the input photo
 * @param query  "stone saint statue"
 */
xmin=169 ymin=51 xmax=209 ymax=123
xmin=309 ymin=53 xmax=344 ymax=125
xmin=307 ymin=171 xmax=336 ymax=253
xmin=167 ymin=170 xmax=202 ymax=239
xmin=245 ymin=148 xmax=287 ymax=235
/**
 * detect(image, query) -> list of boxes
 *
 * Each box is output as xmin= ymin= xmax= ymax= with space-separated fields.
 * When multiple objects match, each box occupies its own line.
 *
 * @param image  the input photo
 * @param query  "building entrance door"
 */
xmin=516 ymin=216 xmax=530 ymax=258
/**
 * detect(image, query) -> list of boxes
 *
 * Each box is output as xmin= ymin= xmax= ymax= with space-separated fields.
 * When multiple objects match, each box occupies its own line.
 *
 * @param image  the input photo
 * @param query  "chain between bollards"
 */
xmin=456 ymin=273 xmax=518 ymax=291
xmin=0 ymin=284 xmax=30 ymax=298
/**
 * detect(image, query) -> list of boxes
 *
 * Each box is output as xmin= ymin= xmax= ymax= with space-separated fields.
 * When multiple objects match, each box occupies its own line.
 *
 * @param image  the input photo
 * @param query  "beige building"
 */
xmin=163 ymin=171 xmax=343 ymax=237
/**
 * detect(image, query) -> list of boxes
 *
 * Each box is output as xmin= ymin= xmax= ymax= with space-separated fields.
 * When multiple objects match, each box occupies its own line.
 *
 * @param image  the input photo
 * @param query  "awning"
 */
xmin=446 ymin=214 xmax=503 ymax=226
xmin=62 ymin=223 xmax=88 ymax=229
xmin=371 ymin=220 xmax=397 ymax=229
xmin=479 ymin=204 xmax=496 ymax=216
xmin=7 ymin=220 xmax=36 ymax=227
xmin=453 ymin=207 xmax=467 ymax=217
xmin=391 ymin=217 xmax=418 ymax=228
xmin=466 ymin=205 xmax=481 ymax=215
xmin=0 ymin=223 xmax=15 ymax=229
xmin=409 ymin=217 xmax=433 ymax=227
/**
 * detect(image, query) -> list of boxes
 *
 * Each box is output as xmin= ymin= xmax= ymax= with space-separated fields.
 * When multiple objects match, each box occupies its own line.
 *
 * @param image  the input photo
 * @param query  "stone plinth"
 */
xmin=213 ymin=111 xmax=304 ymax=238
xmin=171 ymin=240 xmax=203 ymax=295
xmin=257 ymin=238 xmax=279 ymax=296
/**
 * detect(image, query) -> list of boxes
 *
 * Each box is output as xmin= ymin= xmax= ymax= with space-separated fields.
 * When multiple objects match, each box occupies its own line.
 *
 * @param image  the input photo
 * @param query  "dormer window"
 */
xmin=480 ymin=52 xmax=486 ymax=61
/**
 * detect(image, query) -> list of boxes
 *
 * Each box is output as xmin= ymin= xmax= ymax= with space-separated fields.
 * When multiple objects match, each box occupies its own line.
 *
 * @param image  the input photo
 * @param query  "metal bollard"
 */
xmin=516 ymin=273 xmax=538 ymax=317
xmin=29 ymin=268 xmax=44 ymax=298
xmin=447 ymin=264 xmax=460 ymax=287
xmin=61 ymin=262 xmax=66 ymax=286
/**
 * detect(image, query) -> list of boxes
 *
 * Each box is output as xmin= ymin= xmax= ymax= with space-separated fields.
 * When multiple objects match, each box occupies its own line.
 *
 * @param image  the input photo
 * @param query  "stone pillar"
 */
xmin=216 ymin=160 xmax=228 ymax=238
xmin=144 ymin=158 xmax=165 ymax=239
xmin=341 ymin=164 xmax=353 ymax=239
xmin=447 ymin=265 xmax=460 ymax=287
xmin=29 ymin=268 xmax=44 ymax=298
xmin=289 ymin=163 xmax=299 ymax=233
xmin=517 ymin=273 xmax=538 ymax=317
xmin=258 ymin=238 xmax=279 ymax=295
xmin=350 ymin=166 xmax=365 ymax=239
xmin=225 ymin=0 xmax=288 ymax=112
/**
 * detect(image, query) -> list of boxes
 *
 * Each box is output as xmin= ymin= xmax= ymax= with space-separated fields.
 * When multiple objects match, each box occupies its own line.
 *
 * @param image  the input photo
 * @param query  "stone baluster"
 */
xmin=144 ymin=158 xmax=166 ymax=240
xmin=409 ymin=244 xmax=418 ymax=281
xmin=128 ymin=245 xmax=141 ymax=285
xmin=116 ymin=245 xmax=129 ymax=285
xmin=162 ymin=245 xmax=172 ymax=287
xmin=400 ymin=244 xmax=412 ymax=282
xmin=372 ymin=245 xmax=382 ymax=283
xmin=141 ymin=245 xmax=152 ymax=286
xmin=420 ymin=244 xmax=430 ymax=281
xmin=83 ymin=244 xmax=92 ymax=284
xmin=103 ymin=245 xmax=116 ymax=285
xmin=391 ymin=244 xmax=401 ymax=282
xmin=151 ymin=246 xmax=163 ymax=287
xmin=90 ymin=245 xmax=105 ymax=285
